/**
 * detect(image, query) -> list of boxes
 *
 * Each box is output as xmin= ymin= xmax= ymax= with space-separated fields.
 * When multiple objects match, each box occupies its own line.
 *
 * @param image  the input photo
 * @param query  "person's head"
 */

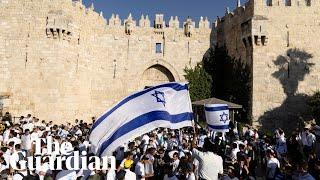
xmin=25 ymin=129 xmax=30 ymax=135
xmin=149 ymin=147 xmax=156 ymax=155
xmin=232 ymin=143 xmax=238 ymax=149
xmin=15 ymin=144 xmax=21 ymax=151
xmin=91 ymin=117 xmax=95 ymax=121
xmin=173 ymin=152 xmax=179 ymax=160
xmin=0 ymin=157 xmax=5 ymax=164
xmin=8 ymin=142 xmax=14 ymax=148
xmin=27 ymin=114 xmax=31 ymax=118
xmin=266 ymin=149 xmax=275 ymax=158
xmin=11 ymin=131 xmax=17 ymax=138
xmin=227 ymin=167 xmax=236 ymax=178
xmin=158 ymin=148 xmax=165 ymax=157
xmin=128 ymin=141 xmax=135 ymax=149
xmin=239 ymin=144 xmax=245 ymax=151
xmin=126 ymin=151 xmax=133 ymax=160
xmin=202 ymin=137 xmax=213 ymax=152
xmin=297 ymin=161 xmax=308 ymax=172
xmin=140 ymin=155 xmax=149 ymax=164
xmin=278 ymin=128 xmax=284 ymax=135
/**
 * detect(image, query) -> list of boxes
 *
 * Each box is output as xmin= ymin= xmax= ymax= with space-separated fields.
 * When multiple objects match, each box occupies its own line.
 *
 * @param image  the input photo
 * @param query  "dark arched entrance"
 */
xmin=142 ymin=64 xmax=175 ymax=87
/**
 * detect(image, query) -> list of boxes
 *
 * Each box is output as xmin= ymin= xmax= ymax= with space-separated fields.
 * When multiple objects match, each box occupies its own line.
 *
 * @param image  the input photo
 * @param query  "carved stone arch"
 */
xmin=141 ymin=59 xmax=180 ymax=87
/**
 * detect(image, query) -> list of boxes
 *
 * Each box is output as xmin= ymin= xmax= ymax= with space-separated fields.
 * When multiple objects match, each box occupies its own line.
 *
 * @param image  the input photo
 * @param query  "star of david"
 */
xmin=220 ymin=112 xmax=229 ymax=123
xmin=151 ymin=90 xmax=166 ymax=107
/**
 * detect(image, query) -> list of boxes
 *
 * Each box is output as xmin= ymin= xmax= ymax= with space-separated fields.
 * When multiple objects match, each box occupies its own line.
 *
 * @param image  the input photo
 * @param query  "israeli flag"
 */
xmin=89 ymin=82 xmax=193 ymax=157
xmin=205 ymin=104 xmax=230 ymax=132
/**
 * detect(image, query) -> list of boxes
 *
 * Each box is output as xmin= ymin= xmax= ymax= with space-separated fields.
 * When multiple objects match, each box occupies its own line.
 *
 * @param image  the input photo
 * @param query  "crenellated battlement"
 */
xmin=69 ymin=0 xmax=211 ymax=30
xmin=258 ymin=0 xmax=315 ymax=7
xmin=217 ymin=0 xmax=254 ymax=25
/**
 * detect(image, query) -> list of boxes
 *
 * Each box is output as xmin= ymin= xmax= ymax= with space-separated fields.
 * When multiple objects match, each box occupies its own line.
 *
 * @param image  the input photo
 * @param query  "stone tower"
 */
xmin=216 ymin=0 xmax=320 ymax=130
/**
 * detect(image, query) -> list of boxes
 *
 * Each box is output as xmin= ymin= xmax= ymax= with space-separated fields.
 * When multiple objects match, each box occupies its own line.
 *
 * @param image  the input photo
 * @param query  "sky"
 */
xmin=82 ymin=0 xmax=239 ymax=25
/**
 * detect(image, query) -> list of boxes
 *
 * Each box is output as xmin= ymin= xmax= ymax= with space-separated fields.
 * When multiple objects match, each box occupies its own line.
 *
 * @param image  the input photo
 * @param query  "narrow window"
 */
xmin=156 ymin=43 xmax=162 ymax=53
xmin=266 ymin=0 xmax=272 ymax=6
xmin=306 ymin=0 xmax=311 ymax=6
xmin=254 ymin=36 xmax=259 ymax=45
xmin=285 ymin=0 xmax=291 ymax=6
xmin=261 ymin=36 xmax=266 ymax=46
xmin=242 ymin=38 xmax=247 ymax=48
xmin=248 ymin=36 xmax=253 ymax=46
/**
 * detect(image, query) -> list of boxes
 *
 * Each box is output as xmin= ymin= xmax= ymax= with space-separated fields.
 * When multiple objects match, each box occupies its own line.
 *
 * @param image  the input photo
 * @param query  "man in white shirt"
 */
xmin=266 ymin=149 xmax=280 ymax=180
xmin=3 ymin=128 xmax=11 ymax=145
xmin=124 ymin=168 xmax=136 ymax=180
xmin=21 ymin=130 xmax=32 ymax=156
xmin=135 ymin=156 xmax=149 ymax=180
xmin=300 ymin=127 xmax=316 ymax=157
xmin=192 ymin=134 xmax=223 ymax=180
xmin=229 ymin=143 xmax=239 ymax=163
xmin=8 ymin=132 xmax=21 ymax=146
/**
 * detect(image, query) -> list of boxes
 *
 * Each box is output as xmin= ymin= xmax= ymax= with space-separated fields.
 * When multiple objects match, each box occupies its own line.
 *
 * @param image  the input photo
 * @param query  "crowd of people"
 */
xmin=0 ymin=111 xmax=319 ymax=180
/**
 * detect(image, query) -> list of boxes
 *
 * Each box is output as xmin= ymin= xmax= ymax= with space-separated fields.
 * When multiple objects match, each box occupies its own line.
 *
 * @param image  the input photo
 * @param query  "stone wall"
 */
xmin=0 ymin=0 xmax=211 ymax=123
xmin=217 ymin=0 xmax=320 ymax=130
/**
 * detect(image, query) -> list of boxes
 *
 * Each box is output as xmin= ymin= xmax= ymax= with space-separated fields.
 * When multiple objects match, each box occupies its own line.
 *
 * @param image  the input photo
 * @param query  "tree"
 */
xmin=308 ymin=91 xmax=320 ymax=124
xmin=207 ymin=46 xmax=252 ymax=122
xmin=184 ymin=63 xmax=213 ymax=102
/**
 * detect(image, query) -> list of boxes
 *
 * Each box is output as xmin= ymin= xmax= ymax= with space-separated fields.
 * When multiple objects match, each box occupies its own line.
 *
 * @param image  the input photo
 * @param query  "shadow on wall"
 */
xmin=258 ymin=48 xmax=315 ymax=132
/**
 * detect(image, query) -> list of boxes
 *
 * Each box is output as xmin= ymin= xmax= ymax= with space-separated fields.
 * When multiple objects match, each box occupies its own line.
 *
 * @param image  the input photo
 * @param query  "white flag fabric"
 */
xmin=205 ymin=104 xmax=230 ymax=132
xmin=89 ymin=82 xmax=193 ymax=157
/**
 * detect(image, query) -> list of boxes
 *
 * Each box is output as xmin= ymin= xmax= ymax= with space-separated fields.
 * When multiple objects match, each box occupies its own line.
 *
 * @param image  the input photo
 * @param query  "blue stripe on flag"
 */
xmin=98 ymin=111 xmax=193 ymax=156
xmin=91 ymin=83 xmax=188 ymax=131
xmin=205 ymin=106 xmax=228 ymax=112
xmin=208 ymin=124 xmax=229 ymax=130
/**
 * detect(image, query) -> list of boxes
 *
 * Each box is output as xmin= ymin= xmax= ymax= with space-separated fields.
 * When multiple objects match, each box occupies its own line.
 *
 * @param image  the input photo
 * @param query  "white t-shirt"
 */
xmin=21 ymin=134 xmax=32 ymax=150
xmin=124 ymin=169 xmax=136 ymax=180
xmin=23 ymin=123 xmax=34 ymax=132
xmin=172 ymin=159 xmax=180 ymax=173
xmin=36 ymin=162 xmax=52 ymax=180
xmin=8 ymin=137 xmax=21 ymax=146
xmin=3 ymin=129 xmax=11 ymax=144
xmin=12 ymin=171 xmax=28 ymax=180
xmin=30 ymin=132 xmax=40 ymax=143
xmin=267 ymin=157 xmax=280 ymax=179
xmin=192 ymin=148 xmax=223 ymax=180
xmin=230 ymin=148 xmax=239 ymax=162
xmin=106 ymin=169 xmax=116 ymax=180
xmin=186 ymin=172 xmax=196 ymax=180
xmin=134 ymin=162 xmax=145 ymax=180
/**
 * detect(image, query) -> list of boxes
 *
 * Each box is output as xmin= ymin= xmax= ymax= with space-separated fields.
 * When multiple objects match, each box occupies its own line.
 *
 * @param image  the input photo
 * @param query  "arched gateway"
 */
xmin=141 ymin=60 xmax=180 ymax=88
